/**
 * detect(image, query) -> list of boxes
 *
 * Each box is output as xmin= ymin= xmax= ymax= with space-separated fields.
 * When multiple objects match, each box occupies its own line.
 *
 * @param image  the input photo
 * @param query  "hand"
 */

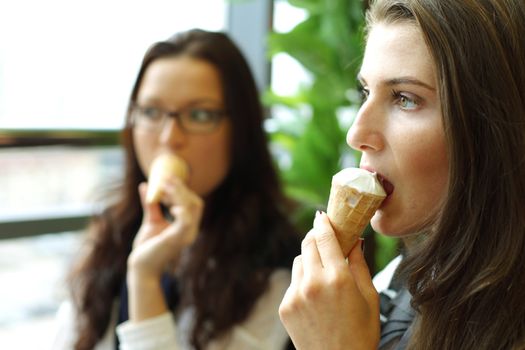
xmin=279 ymin=212 xmax=380 ymax=350
xmin=126 ymin=179 xmax=203 ymax=322
xmin=128 ymin=178 xmax=203 ymax=279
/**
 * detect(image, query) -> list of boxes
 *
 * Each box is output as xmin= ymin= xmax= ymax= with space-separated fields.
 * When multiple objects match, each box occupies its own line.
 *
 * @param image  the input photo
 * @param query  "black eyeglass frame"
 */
xmin=128 ymin=103 xmax=227 ymax=134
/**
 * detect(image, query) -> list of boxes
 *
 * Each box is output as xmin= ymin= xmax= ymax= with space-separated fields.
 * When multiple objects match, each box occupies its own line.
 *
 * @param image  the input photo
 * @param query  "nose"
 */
xmin=158 ymin=117 xmax=186 ymax=147
xmin=346 ymin=99 xmax=384 ymax=153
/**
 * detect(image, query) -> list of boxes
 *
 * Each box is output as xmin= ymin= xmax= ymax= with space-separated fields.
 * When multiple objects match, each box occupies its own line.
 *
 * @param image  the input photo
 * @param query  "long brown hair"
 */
xmin=367 ymin=0 xmax=525 ymax=349
xmin=68 ymin=29 xmax=300 ymax=349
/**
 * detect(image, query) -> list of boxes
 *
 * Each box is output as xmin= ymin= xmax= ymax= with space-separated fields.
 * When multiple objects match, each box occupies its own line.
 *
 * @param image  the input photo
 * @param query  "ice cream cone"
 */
xmin=146 ymin=153 xmax=189 ymax=204
xmin=326 ymin=168 xmax=386 ymax=256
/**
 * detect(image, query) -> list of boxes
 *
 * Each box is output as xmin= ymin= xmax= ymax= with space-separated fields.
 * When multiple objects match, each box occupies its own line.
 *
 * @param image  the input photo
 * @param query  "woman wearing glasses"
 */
xmin=53 ymin=29 xmax=300 ymax=349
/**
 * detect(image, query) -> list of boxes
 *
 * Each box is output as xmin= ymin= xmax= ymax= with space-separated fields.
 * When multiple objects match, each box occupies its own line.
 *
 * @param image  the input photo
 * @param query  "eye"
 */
xmin=357 ymin=83 xmax=370 ymax=103
xmin=140 ymin=106 xmax=163 ymax=120
xmin=189 ymin=109 xmax=219 ymax=123
xmin=392 ymin=91 xmax=419 ymax=110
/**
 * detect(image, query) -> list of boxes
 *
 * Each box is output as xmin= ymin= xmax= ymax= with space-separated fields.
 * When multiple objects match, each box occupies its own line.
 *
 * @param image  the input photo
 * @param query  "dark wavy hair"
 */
xmin=68 ymin=29 xmax=300 ymax=350
xmin=367 ymin=0 xmax=525 ymax=349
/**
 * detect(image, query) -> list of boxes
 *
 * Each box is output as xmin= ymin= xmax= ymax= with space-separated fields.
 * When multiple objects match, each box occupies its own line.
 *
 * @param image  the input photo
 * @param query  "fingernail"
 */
xmin=315 ymin=210 xmax=321 ymax=218
xmin=359 ymin=238 xmax=365 ymax=252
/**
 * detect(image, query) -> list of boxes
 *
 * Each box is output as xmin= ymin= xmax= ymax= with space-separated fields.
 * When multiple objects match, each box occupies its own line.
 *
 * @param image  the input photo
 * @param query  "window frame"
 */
xmin=0 ymin=0 xmax=274 ymax=239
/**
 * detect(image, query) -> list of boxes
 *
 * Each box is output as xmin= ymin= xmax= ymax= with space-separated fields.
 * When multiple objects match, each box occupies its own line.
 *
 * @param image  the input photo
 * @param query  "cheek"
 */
xmin=201 ymin=139 xmax=230 ymax=170
xmin=406 ymin=146 xmax=446 ymax=181
xmin=378 ymin=125 xmax=449 ymax=235
xmin=403 ymin=127 xmax=448 ymax=196
xmin=397 ymin=118 xmax=448 ymax=185
xmin=405 ymin=155 xmax=448 ymax=210
xmin=416 ymin=135 xmax=447 ymax=183
xmin=132 ymin=129 xmax=158 ymax=176
xmin=190 ymin=129 xmax=232 ymax=196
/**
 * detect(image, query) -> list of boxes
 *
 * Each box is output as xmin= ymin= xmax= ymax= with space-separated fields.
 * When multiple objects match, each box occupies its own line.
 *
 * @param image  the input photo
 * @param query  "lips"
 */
xmin=360 ymin=166 xmax=394 ymax=196
xmin=376 ymin=173 xmax=394 ymax=196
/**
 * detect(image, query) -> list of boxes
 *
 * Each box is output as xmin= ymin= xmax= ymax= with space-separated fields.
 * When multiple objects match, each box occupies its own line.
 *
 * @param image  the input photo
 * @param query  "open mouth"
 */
xmin=376 ymin=173 xmax=394 ymax=197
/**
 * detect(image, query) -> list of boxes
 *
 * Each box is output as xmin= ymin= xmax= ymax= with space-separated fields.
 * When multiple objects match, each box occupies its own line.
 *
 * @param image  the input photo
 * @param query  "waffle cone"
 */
xmin=146 ymin=153 xmax=189 ymax=204
xmin=327 ymin=182 xmax=385 ymax=256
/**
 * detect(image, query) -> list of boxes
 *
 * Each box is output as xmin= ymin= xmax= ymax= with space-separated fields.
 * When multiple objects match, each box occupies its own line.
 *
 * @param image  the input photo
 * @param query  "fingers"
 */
xmin=290 ymin=255 xmax=304 ymax=287
xmin=158 ymin=179 xmax=203 ymax=248
xmin=306 ymin=211 xmax=375 ymax=303
xmin=298 ymin=211 xmax=348 ymax=274
xmin=301 ymin=228 xmax=323 ymax=279
xmin=347 ymin=239 xmax=378 ymax=307
xmin=136 ymin=178 xmax=203 ymax=249
xmin=165 ymin=205 xmax=200 ymax=246
xmin=312 ymin=212 xmax=346 ymax=268
xmin=163 ymin=178 xmax=203 ymax=217
xmin=279 ymin=254 xmax=303 ymax=325
xmin=138 ymin=183 xmax=165 ymax=223
xmin=141 ymin=177 xmax=203 ymax=224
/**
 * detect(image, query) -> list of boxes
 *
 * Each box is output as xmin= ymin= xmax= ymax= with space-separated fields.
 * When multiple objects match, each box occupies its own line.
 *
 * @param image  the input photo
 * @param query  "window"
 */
xmin=0 ymin=0 xmax=226 ymax=130
xmin=0 ymin=1 xmax=227 ymax=347
xmin=271 ymin=0 xmax=310 ymax=98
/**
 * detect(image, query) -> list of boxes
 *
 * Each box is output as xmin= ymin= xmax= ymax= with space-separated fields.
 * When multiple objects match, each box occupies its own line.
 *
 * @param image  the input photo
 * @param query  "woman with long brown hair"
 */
xmin=52 ymin=29 xmax=300 ymax=349
xmin=279 ymin=0 xmax=525 ymax=349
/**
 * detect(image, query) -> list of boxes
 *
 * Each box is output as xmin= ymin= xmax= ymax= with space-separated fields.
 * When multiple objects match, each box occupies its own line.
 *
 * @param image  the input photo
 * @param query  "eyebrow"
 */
xmin=136 ymin=97 xmax=223 ymax=108
xmin=357 ymin=74 xmax=436 ymax=91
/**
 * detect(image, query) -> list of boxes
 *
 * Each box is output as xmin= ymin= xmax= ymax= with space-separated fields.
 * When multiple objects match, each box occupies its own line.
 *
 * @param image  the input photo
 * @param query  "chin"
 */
xmin=371 ymin=216 xmax=408 ymax=238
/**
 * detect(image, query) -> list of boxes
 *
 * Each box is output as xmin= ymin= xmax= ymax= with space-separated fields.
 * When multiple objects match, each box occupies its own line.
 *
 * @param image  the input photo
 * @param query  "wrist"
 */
xmin=126 ymin=268 xmax=167 ymax=322
xmin=127 ymin=250 xmax=163 ymax=280
xmin=127 ymin=268 xmax=161 ymax=290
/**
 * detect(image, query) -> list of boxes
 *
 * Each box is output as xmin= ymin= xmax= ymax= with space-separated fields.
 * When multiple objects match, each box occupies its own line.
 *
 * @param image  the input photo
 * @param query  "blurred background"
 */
xmin=0 ymin=0 xmax=397 ymax=347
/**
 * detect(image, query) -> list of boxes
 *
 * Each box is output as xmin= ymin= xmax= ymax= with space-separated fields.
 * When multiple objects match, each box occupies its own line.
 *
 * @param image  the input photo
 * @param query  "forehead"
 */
xmin=360 ymin=23 xmax=436 ymax=86
xmin=138 ymin=56 xmax=223 ymax=104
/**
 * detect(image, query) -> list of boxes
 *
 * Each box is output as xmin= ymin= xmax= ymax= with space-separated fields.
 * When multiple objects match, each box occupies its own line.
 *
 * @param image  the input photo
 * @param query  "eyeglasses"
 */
xmin=129 ymin=103 xmax=226 ymax=134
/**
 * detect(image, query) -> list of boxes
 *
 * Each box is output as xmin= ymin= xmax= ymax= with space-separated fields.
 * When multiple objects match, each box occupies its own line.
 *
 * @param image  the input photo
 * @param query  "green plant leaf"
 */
xmin=266 ymin=0 xmax=399 ymax=268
